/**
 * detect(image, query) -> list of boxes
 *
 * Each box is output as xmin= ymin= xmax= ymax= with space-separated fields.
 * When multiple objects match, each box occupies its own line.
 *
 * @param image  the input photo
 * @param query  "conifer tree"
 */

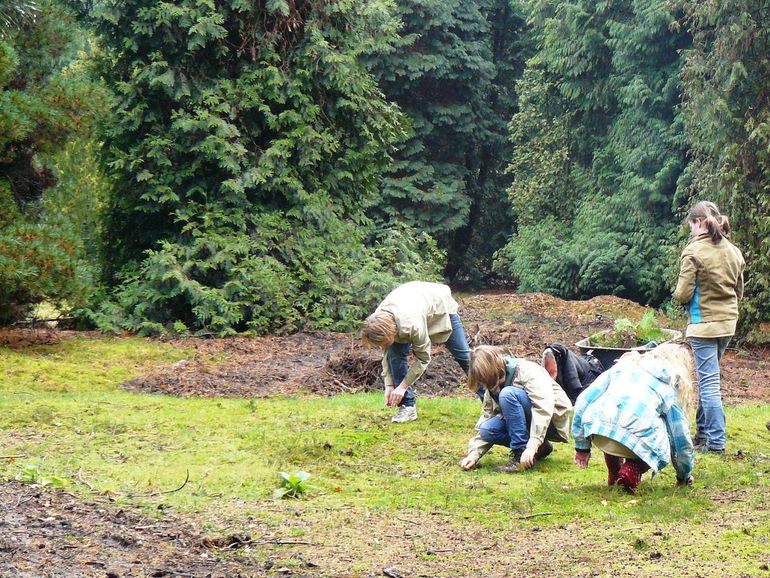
xmin=86 ymin=0 xmax=441 ymax=335
xmin=0 ymin=0 xmax=102 ymax=323
xmin=678 ymin=0 xmax=770 ymax=330
xmin=369 ymin=0 xmax=528 ymax=283
xmin=497 ymin=0 xmax=689 ymax=304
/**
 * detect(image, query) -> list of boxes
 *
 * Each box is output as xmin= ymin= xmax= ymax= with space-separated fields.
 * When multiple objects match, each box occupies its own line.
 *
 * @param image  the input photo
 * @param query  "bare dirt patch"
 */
xmin=121 ymin=292 xmax=770 ymax=404
xmin=0 ymin=480 xmax=265 ymax=578
xmin=3 ymin=478 xmax=767 ymax=578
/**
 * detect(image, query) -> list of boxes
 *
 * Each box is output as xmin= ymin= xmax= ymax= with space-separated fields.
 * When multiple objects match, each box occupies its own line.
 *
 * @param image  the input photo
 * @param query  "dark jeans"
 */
xmin=387 ymin=313 xmax=471 ymax=407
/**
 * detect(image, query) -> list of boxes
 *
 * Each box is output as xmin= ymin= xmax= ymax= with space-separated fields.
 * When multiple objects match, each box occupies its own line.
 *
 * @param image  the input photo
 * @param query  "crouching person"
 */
xmin=572 ymin=343 xmax=696 ymax=493
xmin=459 ymin=346 xmax=572 ymax=473
xmin=542 ymin=343 xmax=604 ymax=404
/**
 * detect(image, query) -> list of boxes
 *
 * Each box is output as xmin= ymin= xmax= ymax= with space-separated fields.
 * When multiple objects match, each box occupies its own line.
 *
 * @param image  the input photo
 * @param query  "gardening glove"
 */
xmin=574 ymin=449 xmax=591 ymax=469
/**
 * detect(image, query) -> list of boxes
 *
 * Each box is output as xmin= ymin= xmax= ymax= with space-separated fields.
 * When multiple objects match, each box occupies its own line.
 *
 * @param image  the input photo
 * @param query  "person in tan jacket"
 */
xmin=673 ymin=201 xmax=745 ymax=452
xmin=459 ymin=346 xmax=572 ymax=472
xmin=361 ymin=281 xmax=471 ymax=423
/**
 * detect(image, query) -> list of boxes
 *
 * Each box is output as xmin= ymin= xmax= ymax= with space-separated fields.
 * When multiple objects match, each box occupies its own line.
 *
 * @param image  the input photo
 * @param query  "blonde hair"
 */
xmin=688 ymin=200 xmax=731 ymax=245
xmin=643 ymin=342 xmax=696 ymax=415
xmin=468 ymin=345 xmax=508 ymax=395
xmin=361 ymin=310 xmax=397 ymax=349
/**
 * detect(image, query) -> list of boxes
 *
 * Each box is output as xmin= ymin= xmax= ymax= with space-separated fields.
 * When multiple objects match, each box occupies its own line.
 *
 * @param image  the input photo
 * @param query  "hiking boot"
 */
xmin=694 ymin=443 xmax=724 ymax=453
xmin=497 ymin=449 xmax=524 ymax=473
xmin=391 ymin=406 xmax=417 ymax=423
xmin=604 ymin=453 xmax=624 ymax=486
xmin=535 ymin=440 xmax=553 ymax=461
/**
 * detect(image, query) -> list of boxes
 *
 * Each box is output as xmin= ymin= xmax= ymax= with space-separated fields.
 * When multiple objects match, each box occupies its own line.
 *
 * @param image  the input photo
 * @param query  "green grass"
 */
xmin=1 ymin=336 xmax=769 ymax=575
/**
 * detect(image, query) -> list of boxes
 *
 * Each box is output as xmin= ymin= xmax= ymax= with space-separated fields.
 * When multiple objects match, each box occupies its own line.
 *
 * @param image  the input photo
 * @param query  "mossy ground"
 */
xmin=1 ymin=335 xmax=768 ymax=577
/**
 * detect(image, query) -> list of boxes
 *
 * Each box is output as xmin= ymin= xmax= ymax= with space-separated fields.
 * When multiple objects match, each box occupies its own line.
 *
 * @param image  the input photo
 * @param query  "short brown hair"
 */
xmin=468 ymin=345 xmax=508 ymax=395
xmin=361 ymin=310 xmax=397 ymax=349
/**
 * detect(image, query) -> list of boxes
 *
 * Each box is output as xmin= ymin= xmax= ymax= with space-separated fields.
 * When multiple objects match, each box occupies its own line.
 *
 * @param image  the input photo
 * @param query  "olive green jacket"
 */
xmin=466 ymin=359 xmax=572 ymax=463
xmin=673 ymin=234 xmax=745 ymax=338
xmin=377 ymin=281 xmax=459 ymax=387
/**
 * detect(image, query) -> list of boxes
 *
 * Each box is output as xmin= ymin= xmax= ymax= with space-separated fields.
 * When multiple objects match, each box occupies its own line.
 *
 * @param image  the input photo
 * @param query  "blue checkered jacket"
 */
xmin=572 ymin=358 xmax=694 ymax=481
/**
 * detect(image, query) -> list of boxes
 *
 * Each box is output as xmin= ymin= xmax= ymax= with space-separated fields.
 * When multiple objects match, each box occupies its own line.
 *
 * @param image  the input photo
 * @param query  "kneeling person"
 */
xmin=460 ymin=346 xmax=572 ymax=472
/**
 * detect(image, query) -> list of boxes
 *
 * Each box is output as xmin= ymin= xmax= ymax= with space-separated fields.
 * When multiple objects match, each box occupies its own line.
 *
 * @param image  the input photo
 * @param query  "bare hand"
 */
xmin=387 ymin=384 xmax=407 ymax=407
xmin=384 ymin=386 xmax=394 ymax=406
xmin=460 ymin=456 xmax=477 ymax=470
xmin=574 ymin=450 xmax=590 ymax=469
xmin=520 ymin=448 xmax=537 ymax=469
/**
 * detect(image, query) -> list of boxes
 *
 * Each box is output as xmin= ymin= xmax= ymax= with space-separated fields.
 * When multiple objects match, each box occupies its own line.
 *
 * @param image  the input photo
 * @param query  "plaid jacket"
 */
xmin=571 ymin=357 xmax=694 ymax=481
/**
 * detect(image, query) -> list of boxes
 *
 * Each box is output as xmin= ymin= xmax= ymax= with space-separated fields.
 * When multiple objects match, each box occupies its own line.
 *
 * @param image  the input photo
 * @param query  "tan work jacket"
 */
xmin=466 ymin=359 xmax=572 ymax=462
xmin=673 ymin=233 xmax=745 ymax=338
xmin=377 ymin=281 xmax=459 ymax=387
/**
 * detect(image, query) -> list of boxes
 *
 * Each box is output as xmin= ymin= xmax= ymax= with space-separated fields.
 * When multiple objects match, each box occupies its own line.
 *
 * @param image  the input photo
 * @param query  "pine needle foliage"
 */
xmin=677 ymin=0 xmax=770 ymax=333
xmin=0 ymin=1 xmax=103 ymax=323
xmin=497 ymin=0 xmax=689 ymax=304
xmin=368 ymin=0 xmax=529 ymax=283
xmin=85 ymin=0 xmax=442 ymax=336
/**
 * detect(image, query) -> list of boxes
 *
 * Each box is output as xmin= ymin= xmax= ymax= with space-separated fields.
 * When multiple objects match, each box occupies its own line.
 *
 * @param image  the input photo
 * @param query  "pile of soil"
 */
xmin=0 ymin=481 xmax=266 ymax=578
xmin=117 ymin=291 xmax=770 ymax=404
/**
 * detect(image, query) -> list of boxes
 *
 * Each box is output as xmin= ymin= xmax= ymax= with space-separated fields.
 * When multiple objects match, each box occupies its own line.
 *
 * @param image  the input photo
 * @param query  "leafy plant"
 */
xmin=15 ymin=463 xmax=66 ymax=488
xmin=273 ymin=471 xmax=314 ymax=500
xmin=589 ymin=311 xmax=666 ymax=348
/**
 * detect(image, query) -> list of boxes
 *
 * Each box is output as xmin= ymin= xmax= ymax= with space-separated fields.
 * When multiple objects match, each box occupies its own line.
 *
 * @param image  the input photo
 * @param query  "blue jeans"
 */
xmin=478 ymin=387 xmax=532 ymax=451
xmin=387 ymin=313 xmax=471 ymax=407
xmin=690 ymin=336 xmax=731 ymax=450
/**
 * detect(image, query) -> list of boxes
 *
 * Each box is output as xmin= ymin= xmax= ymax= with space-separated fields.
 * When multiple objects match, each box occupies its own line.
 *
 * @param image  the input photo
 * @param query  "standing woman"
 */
xmin=673 ymin=201 xmax=745 ymax=452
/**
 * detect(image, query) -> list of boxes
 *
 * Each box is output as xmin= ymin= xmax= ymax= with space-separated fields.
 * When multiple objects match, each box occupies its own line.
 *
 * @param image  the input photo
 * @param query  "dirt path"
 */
xmin=119 ymin=293 xmax=770 ymax=404
xmin=0 ymin=481 xmax=265 ymax=578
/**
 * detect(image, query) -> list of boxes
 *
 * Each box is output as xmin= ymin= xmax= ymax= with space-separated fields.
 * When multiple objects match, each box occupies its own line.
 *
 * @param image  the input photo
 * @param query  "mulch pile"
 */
xmin=10 ymin=291 xmax=758 ymax=404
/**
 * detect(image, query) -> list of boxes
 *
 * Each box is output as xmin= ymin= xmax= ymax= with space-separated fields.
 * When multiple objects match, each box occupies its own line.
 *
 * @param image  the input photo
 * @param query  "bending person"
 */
xmin=572 ymin=343 xmax=696 ymax=493
xmin=542 ymin=343 xmax=603 ymax=404
xmin=361 ymin=281 xmax=471 ymax=423
xmin=460 ymin=346 xmax=572 ymax=472
xmin=673 ymin=200 xmax=745 ymax=452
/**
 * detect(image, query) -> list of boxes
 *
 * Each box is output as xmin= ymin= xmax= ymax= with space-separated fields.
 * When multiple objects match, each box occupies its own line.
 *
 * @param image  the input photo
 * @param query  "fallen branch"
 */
xmin=516 ymin=511 xmax=553 ymax=520
xmin=217 ymin=539 xmax=318 ymax=551
xmin=1 ymin=454 xmax=26 ymax=460
xmin=129 ymin=470 xmax=190 ymax=498
xmin=76 ymin=468 xmax=95 ymax=492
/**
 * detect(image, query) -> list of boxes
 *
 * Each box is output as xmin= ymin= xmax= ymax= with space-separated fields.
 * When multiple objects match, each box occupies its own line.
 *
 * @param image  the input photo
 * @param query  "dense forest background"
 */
xmin=1 ymin=0 xmax=769 ymax=337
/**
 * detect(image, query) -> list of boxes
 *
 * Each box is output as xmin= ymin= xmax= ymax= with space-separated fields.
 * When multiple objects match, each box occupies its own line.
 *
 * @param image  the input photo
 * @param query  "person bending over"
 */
xmin=542 ymin=343 xmax=603 ymax=404
xmin=361 ymin=281 xmax=471 ymax=423
xmin=572 ymin=343 xmax=696 ymax=493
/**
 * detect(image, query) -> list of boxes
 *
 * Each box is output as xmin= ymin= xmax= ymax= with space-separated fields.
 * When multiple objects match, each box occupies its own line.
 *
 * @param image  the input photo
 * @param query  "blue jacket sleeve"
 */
xmin=664 ymin=404 xmax=694 ymax=481
xmin=571 ymin=370 xmax=612 ymax=451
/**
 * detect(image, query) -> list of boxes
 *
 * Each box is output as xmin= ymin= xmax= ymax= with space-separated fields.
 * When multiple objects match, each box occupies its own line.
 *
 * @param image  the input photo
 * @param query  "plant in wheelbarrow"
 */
xmin=273 ymin=470 xmax=316 ymax=499
xmin=577 ymin=311 xmax=681 ymax=369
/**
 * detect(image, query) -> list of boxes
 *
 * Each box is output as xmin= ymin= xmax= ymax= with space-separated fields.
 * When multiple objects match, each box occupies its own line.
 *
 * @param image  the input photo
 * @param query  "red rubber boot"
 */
xmin=603 ymin=452 xmax=624 ymax=486
xmin=616 ymin=459 xmax=650 ymax=493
